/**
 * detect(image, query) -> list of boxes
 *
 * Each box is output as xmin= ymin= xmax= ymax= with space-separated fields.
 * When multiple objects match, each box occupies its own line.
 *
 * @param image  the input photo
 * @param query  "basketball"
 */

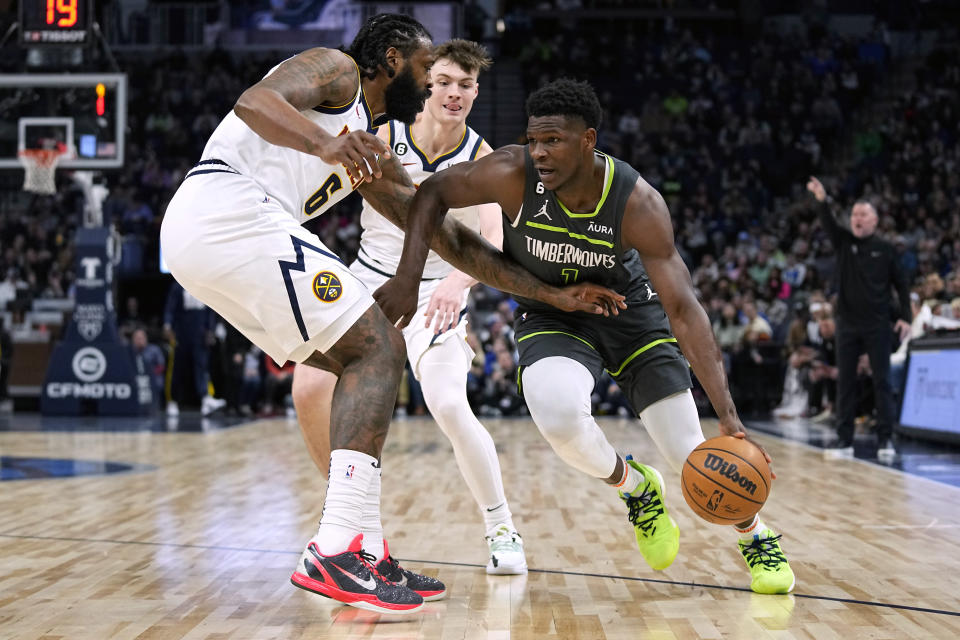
xmin=681 ymin=436 xmax=771 ymax=525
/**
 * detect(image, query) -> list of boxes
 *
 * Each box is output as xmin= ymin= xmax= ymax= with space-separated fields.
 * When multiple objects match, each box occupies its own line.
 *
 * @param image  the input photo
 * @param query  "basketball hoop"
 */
xmin=18 ymin=146 xmax=67 ymax=195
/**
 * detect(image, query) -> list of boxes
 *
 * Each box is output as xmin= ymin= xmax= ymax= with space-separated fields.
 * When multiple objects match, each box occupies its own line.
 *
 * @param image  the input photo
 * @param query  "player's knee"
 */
xmin=422 ymin=385 xmax=465 ymax=427
xmin=384 ymin=324 xmax=407 ymax=368
xmin=291 ymin=364 xmax=327 ymax=412
xmin=523 ymin=357 xmax=594 ymax=444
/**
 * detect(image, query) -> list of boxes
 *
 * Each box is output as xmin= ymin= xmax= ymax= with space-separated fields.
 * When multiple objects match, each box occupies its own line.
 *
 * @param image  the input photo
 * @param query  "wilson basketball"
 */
xmin=681 ymin=436 xmax=771 ymax=525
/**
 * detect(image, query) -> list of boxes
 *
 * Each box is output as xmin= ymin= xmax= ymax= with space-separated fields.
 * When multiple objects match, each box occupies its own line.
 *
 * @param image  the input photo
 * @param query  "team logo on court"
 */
xmin=394 ymin=142 xmax=408 ymax=155
xmin=312 ymin=271 xmax=343 ymax=303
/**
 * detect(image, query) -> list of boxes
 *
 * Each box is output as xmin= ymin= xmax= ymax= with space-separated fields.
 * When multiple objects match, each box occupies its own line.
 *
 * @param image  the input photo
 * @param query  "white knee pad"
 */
xmin=522 ymin=357 xmax=617 ymax=478
xmin=639 ymin=389 xmax=705 ymax=473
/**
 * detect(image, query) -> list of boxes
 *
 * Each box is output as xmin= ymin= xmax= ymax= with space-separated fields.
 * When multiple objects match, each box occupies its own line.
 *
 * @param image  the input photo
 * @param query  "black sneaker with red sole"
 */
xmin=290 ymin=534 xmax=423 ymax=614
xmin=375 ymin=540 xmax=446 ymax=601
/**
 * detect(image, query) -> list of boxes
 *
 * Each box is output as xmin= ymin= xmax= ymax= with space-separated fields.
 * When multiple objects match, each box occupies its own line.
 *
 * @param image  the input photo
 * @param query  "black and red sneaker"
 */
xmin=375 ymin=540 xmax=447 ymax=601
xmin=290 ymin=534 xmax=423 ymax=614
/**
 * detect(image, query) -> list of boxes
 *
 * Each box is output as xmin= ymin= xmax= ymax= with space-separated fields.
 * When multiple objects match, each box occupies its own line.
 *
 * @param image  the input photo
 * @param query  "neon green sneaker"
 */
xmin=738 ymin=528 xmax=796 ymax=594
xmin=618 ymin=456 xmax=679 ymax=571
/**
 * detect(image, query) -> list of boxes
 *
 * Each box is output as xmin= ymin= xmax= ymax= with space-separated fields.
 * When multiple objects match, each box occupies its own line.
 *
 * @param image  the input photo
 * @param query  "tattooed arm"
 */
xmin=233 ymin=48 xmax=386 ymax=183
xmin=359 ymin=149 xmax=626 ymax=326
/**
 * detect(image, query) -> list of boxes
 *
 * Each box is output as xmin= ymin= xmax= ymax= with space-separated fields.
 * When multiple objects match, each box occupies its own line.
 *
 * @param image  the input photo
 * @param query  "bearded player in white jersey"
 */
xmin=291 ymin=40 xmax=527 ymax=575
xmin=161 ymin=14 xmax=623 ymax=614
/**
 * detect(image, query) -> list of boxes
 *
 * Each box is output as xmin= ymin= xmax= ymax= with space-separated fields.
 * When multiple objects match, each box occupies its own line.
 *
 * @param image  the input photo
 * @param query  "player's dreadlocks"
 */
xmin=526 ymin=78 xmax=603 ymax=130
xmin=346 ymin=13 xmax=432 ymax=80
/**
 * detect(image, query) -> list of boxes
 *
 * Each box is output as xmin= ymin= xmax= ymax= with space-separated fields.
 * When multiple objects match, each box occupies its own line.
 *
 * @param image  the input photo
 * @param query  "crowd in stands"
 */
xmin=3 ymin=13 xmax=960 ymax=423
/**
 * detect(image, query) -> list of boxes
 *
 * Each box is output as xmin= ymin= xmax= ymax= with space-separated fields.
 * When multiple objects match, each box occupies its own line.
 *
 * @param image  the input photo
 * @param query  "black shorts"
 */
xmin=514 ymin=302 xmax=691 ymax=414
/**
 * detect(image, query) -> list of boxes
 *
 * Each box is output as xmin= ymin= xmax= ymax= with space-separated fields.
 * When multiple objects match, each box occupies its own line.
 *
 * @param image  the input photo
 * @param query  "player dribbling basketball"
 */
xmin=378 ymin=78 xmax=796 ymax=594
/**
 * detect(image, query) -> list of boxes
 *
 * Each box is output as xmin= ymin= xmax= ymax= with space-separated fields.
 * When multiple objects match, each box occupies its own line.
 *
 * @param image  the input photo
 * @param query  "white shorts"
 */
xmin=350 ymin=257 xmax=474 ymax=379
xmin=160 ymin=171 xmax=374 ymax=365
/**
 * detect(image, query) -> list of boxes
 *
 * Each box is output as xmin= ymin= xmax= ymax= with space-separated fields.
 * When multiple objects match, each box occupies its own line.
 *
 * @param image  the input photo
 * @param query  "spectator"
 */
xmin=129 ymin=327 xmax=166 ymax=410
xmin=163 ymin=281 xmax=226 ymax=416
xmin=260 ymin=356 xmax=294 ymax=417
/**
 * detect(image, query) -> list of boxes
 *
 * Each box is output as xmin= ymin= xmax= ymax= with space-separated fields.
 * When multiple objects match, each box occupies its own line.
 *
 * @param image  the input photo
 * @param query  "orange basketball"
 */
xmin=681 ymin=435 xmax=771 ymax=525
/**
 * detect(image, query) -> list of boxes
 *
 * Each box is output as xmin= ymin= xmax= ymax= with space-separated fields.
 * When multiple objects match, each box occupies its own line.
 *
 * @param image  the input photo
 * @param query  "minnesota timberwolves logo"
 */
xmin=312 ymin=271 xmax=343 ymax=303
xmin=394 ymin=142 xmax=408 ymax=155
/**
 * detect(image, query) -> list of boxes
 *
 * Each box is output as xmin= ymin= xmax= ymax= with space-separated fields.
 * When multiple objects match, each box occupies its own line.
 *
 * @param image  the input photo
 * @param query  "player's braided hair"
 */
xmin=346 ymin=13 xmax=432 ymax=80
xmin=526 ymin=78 xmax=603 ymax=130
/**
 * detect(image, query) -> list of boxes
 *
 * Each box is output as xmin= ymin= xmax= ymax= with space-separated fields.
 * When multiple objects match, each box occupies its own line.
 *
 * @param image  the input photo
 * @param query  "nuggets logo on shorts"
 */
xmin=312 ymin=271 xmax=343 ymax=303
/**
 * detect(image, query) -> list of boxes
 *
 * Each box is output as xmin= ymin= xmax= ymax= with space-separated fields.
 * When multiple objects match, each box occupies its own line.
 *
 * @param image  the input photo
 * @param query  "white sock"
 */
xmin=360 ymin=462 xmax=384 ymax=562
xmin=613 ymin=456 xmax=643 ymax=494
xmin=733 ymin=514 xmax=767 ymax=541
xmin=482 ymin=501 xmax=516 ymax=533
xmin=315 ymin=449 xmax=377 ymax=555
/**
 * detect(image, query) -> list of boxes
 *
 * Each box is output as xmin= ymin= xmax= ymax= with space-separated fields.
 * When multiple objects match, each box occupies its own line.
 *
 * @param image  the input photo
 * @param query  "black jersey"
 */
xmin=502 ymin=148 xmax=655 ymax=315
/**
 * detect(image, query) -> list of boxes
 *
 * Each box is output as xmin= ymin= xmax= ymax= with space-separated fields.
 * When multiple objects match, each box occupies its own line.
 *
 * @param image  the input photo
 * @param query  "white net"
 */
xmin=18 ymin=148 xmax=65 ymax=195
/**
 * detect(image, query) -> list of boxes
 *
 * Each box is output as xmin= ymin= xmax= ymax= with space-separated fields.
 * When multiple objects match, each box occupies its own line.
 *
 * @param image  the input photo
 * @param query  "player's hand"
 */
xmin=554 ymin=282 xmax=628 ymax=316
xmin=806 ymin=176 xmax=827 ymax=202
xmin=319 ymin=131 xmax=390 ymax=184
xmin=424 ymin=275 xmax=467 ymax=335
xmin=894 ymin=318 xmax=911 ymax=342
xmin=718 ymin=418 xmax=776 ymax=479
xmin=373 ymin=276 xmax=419 ymax=329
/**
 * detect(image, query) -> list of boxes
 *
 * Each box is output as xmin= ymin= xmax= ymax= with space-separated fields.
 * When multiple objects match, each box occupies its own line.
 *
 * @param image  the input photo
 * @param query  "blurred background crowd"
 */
xmin=2 ymin=0 xmax=959 ymax=424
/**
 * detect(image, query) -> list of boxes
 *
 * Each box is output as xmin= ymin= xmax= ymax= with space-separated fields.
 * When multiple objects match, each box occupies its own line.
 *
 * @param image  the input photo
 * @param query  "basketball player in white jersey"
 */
xmin=161 ymin=15 xmax=624 ymax=614
xmin=291 ymin=40 xmax=527 ymax=575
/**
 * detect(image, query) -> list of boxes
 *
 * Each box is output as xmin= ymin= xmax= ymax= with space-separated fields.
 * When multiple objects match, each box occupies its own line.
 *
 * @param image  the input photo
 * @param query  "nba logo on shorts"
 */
xmin=345 ymin=465 xmax=355 ymax=479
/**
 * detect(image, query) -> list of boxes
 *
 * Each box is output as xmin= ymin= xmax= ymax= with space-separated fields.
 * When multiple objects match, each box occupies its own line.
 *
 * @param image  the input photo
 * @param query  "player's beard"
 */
xmin=384 ymin=66 xmax=430 ymax=125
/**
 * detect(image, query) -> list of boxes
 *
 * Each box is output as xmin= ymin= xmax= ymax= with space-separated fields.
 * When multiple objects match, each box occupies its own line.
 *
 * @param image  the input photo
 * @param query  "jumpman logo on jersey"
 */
xmin=534 ymin=200 xmax=551 ymax=220
xmin=644 ymin=284 xmax=658 ymax=301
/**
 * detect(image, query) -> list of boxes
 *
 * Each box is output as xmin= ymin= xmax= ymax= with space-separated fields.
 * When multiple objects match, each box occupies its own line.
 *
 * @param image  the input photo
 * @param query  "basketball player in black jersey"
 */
xmin=377 ymin=79 xmax=795 ymax=594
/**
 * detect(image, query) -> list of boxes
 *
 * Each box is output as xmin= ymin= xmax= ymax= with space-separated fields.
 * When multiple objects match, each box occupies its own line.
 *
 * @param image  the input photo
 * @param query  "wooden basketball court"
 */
xmin=2 ymin=415 xmax=959 ymax=639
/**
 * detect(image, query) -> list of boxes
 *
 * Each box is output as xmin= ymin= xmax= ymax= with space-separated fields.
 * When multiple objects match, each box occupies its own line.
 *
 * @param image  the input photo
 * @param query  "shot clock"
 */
xmin=19 ymin=0 xmax=92 ymax=45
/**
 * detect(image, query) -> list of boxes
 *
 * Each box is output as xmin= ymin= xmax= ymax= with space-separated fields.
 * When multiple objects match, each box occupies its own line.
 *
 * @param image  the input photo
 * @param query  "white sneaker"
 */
xmin=166 ymin=401 xmax=179 ymax=417
xmin=201 ymin=396 xmax=226 ymax=416
xmin=877 ymin=438 xmax=897 ymax=461
xmin=823 ymin=440 xmax=854 ymax=460
xmin=485 ymin=524 xmax=527 ymax=575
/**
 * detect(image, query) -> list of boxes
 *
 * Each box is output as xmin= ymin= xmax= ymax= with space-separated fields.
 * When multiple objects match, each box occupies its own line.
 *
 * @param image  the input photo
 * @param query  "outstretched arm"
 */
xmin=358 ymin=149 xmax=625 ymax=325
xmin=424 ymin=200 xmax=503 ymax=334
xmin=233 ymin=48 xmax=387 ymax=183
xmin=807 ymin=176 xmax=848 ymax=248
xmin=622 ymin=180 xmax=774 ymax=470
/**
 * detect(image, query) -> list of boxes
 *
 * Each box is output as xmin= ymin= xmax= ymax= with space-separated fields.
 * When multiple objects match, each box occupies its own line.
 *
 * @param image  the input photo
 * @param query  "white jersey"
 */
xmin=358 ymin=120 xmax=486 ymax=279
xmin=200 ymin=60 xmax=374 ymax=224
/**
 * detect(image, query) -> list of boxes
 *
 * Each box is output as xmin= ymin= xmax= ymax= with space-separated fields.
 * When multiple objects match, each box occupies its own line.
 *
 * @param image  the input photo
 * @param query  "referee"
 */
xmin=807 ymin=177 xmax=911 ymax=460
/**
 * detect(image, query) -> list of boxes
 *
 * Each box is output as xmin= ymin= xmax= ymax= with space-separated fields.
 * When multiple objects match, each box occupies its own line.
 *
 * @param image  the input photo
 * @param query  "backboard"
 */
xmin=0 ymin=73 xmax=127 ymax=169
